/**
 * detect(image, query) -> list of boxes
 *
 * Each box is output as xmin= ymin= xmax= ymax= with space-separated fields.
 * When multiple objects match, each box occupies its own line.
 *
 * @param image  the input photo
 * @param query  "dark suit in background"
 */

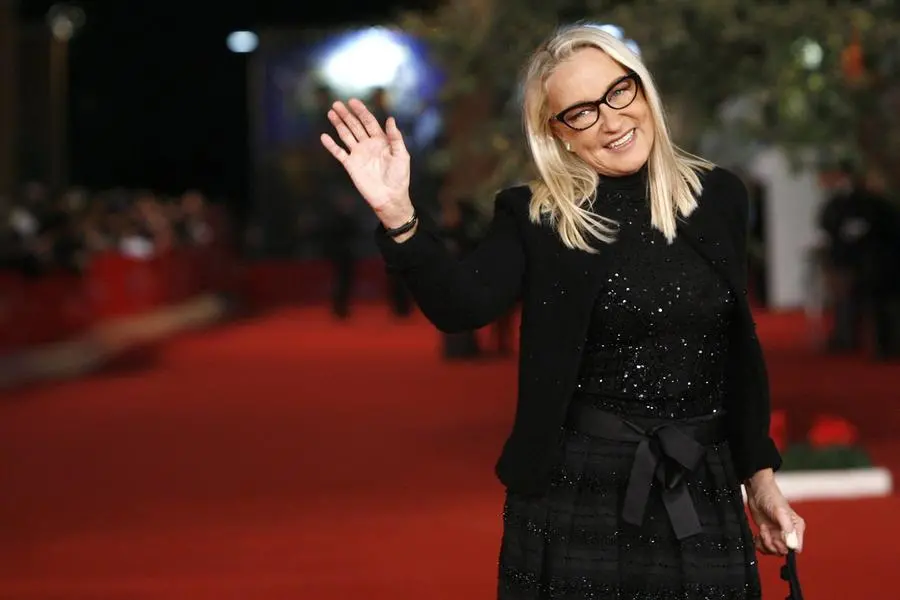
xmin=820 ymin=182 xmax=900 ymax=357
xmin=321 ymin=195 xmax=361 ymax=318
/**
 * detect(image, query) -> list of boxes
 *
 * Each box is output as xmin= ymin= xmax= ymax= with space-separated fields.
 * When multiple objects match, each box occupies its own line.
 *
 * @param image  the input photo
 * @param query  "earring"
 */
xmin=565 ymin=142 xmax=571 ymax=152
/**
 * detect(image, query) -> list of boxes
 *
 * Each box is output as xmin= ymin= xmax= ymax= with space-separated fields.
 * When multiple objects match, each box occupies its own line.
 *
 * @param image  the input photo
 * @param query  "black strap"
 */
xmin=569 ymin=409 xmax=726 ymax=540
xmin=383 ymin=211 xmax=418 ymax=238
xmin=780 ymin=550 xmax=805 ymax=600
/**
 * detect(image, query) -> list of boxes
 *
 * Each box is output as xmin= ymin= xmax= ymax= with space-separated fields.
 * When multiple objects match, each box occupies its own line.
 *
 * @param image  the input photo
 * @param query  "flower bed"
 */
xmin=765 ymin=411 xmax=892 ymax=501
xmin=776 ymin=413 xmax=874 ymax=471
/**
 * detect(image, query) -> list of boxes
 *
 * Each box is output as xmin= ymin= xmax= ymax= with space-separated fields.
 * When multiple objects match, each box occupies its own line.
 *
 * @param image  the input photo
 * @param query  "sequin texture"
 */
xmin=573 ymin=183 xmax=735 ymax=420
xmin=497 ymin=170 xmax=761 ymax=599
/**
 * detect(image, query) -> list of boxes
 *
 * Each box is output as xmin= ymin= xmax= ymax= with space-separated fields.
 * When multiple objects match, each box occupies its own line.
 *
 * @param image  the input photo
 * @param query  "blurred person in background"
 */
xmin=819 ymin=163 xmax=900 ymax=358
xmin=1 ymin=184 xmax=228 ymax=276
xmin=178 ymin=190 xmax=215 ymax=246
xmin=320 ymin=192 xmax=362 ymax=319
xmin=310 ymin=83 xmax=336 ymax=142
xmin=321 ymin=23 xmax=804 ymax=600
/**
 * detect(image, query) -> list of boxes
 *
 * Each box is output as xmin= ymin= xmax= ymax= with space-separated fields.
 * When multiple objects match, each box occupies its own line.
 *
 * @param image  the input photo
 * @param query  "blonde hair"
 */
xmin=522 ymin=23 xmax=713 ymax=252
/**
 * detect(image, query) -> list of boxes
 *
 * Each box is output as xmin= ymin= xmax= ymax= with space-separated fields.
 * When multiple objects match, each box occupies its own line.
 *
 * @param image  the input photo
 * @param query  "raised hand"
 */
xmin=320 ymin=99 xmax=413 ymax=228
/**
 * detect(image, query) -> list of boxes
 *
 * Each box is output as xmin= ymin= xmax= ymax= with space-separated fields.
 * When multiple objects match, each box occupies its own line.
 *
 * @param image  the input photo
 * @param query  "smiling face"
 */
xmin=546 ymin=47 xmax=654 ymax=178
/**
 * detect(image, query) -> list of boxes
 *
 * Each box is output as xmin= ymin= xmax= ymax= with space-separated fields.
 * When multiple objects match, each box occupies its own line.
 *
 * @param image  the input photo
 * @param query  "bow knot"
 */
xmin=567 ymin=408 xmax=725 ymax=541
xmin=622 ymin=421 xmax=708 ymax=539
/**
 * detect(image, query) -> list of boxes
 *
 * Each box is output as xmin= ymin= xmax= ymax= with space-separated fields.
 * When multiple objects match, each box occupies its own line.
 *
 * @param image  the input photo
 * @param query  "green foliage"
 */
xmin=780 ymin=443 xmax=873 ymax=471
xmin=400 ymin=0 xmax=900 ymax=204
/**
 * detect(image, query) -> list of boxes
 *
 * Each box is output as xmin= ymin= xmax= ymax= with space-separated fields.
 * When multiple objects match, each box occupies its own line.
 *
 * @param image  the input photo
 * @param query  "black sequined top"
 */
xmin=573 ymin=168 xmax=736 ymax=420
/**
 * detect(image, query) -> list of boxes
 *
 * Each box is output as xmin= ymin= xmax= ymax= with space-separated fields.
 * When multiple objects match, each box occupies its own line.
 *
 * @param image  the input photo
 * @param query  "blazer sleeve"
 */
xmin=374 ymin=187 xmax=527 ymax=333
xmin=720 ymin=170 xmax=783 ymax=480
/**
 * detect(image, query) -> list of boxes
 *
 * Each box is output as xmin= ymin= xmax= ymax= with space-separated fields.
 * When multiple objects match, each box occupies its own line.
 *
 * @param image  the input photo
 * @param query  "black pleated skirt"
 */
xmin=497 ymin=400 xmax=761 ymax=600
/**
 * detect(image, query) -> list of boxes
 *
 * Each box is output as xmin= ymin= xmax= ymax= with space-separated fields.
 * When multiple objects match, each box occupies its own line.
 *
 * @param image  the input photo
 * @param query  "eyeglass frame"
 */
xmin=551 ymin=71 xmax=642 ymax=132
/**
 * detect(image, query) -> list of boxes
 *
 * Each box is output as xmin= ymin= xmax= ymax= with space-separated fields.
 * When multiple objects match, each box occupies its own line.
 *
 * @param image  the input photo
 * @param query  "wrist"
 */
xmin=376 ymin=200 xmax=415 ymax=230
xmin=745 ymin=468 xmax=776 ymax=489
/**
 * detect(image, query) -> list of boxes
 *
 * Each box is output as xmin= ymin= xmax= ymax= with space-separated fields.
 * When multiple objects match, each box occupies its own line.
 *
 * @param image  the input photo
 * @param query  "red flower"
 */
xmin=807 ymin=415 xmax=859 ymax=448
xmin=769 ymin=410 xmax=787 ymax=452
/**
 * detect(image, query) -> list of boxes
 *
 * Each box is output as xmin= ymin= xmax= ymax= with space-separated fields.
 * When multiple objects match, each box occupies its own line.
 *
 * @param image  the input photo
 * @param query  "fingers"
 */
xmin=320 ymin=133 xmax=348 ymax=164
xmin=774 ymin=506 xmax=805 ymax=553
xmin=327 ymin=109 xmax=359 ymax=149
xmin=789 ymin=513 xmax=806 ymax=552
xmin=754 ymin=513 xmax=805 ymax=557
xmin=348 ymin=98 xmax=385 ymax=138
xmin=331 ymin=100 xmax=372 ymax=144
xmin=774 ymin=506 xmax=794 ymax=534
xmin=385 ymin=117 xmax=408 ymax=157
xmin=753 ymin=535 xmax=770 ymax=555
xmin=756 ymin=524 xmax=786 ymax=555
xmin=321 ymin=98 xmax=398 ymax=167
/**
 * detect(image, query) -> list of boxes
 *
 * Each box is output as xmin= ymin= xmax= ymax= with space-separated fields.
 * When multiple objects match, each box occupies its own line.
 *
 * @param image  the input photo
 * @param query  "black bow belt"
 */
xmin=569 ymin=408 xmax=727 ymax=540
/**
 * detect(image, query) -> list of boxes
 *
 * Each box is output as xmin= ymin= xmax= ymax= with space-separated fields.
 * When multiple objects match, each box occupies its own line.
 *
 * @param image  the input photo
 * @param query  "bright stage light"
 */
xmin=227 ymin=31 xmax=259 ymax=54
xmin=319 ymin=27 xmax=413 ymax=96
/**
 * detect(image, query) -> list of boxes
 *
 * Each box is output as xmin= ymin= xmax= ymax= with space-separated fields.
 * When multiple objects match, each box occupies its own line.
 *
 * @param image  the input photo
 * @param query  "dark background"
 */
xmin=17 ymin=0 xmax=437 ymax=210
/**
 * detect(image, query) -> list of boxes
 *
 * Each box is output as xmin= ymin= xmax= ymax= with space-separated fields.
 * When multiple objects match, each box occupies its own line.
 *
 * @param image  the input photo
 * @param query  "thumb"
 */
xmin=386 ymin=117 xmax=408 ymax=156
xmin=774 ymin=506 xmax=794 ymax=533
xmin=774 ymin=506 xmax=799 ymax=549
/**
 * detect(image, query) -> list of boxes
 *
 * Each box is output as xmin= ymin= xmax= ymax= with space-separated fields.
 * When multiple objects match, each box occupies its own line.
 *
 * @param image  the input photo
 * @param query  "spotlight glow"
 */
xmin=319 ymin=27 xmax=413 ymax=96
xmin=797 ymin=38 xmax=823 ymax=69
xmin=227 ymin=31 xmax=259 ymax=54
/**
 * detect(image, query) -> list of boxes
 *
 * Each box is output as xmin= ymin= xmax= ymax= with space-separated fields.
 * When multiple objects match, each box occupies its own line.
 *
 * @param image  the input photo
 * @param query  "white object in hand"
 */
xmin=784 ymin=530 xmax=800 ymax=550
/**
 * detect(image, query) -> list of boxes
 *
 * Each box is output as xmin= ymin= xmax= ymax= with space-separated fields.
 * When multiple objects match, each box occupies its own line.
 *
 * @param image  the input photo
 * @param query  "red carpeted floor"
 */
xmin=0 ymin=305 xmax=897 ymax=599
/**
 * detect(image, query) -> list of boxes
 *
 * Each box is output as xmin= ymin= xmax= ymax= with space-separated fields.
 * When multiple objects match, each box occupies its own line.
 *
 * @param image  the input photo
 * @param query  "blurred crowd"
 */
xmin=817 ymin=164 xmax=900 ymax=360
xmin=1 ymin=182 xmax=226 ymax=277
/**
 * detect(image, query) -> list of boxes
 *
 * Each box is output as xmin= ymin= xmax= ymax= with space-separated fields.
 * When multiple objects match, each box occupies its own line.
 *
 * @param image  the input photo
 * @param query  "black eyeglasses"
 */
xmin=552 ymin=72 xmax=641 ymax=131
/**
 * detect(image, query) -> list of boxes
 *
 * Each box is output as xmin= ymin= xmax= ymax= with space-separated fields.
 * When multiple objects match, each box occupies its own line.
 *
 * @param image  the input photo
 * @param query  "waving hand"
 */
xmin=320 ymin=99 xmax=413 ymax=228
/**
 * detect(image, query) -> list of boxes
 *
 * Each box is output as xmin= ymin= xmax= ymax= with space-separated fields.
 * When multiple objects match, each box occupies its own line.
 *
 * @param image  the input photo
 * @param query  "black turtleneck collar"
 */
xmin=597 ymin=163 xmax=649 ymax=193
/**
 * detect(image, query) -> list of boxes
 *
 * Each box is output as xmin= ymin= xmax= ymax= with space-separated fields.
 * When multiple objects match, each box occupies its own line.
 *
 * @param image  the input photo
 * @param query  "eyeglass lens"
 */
xmin=561 ymin=77 xmax=637 ymax=130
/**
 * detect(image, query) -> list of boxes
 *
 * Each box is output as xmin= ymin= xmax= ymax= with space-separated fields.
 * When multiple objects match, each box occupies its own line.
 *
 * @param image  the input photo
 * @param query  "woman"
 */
xmin=321 ymin=24 xmax=805 ymax=600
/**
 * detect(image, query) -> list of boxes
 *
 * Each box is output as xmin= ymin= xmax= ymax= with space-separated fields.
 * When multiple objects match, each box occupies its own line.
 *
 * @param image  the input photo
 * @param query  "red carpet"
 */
xmin=0 ymin=305 xmax=896 ymax=599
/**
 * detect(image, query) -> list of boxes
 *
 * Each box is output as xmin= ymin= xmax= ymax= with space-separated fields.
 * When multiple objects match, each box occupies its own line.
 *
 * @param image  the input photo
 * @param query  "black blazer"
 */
xmin=376 ymin=166 xmax=782 ymax=494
